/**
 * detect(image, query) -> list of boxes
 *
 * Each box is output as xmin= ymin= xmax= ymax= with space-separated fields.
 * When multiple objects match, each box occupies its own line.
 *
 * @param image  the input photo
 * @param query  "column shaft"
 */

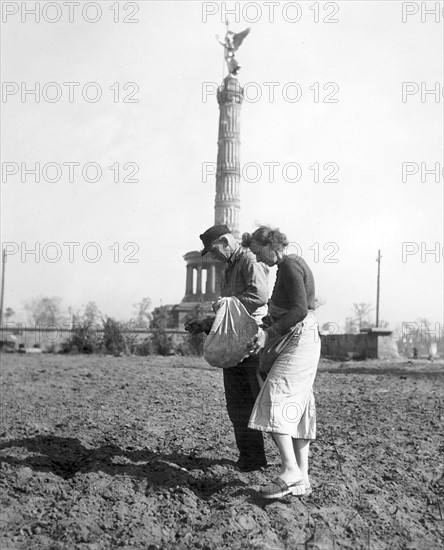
xmin=196 ymin=266 xmax=202 ymax=295
xmin=210 ymin=264 xmax=216 ymax=294
xmin=186 ymin=265 xmax=193 ymax=295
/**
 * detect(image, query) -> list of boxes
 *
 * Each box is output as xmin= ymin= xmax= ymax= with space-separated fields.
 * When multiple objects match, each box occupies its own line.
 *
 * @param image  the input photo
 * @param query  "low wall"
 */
xmin=320 ymin=333 xmax=400 ymax=360
xmin=321 ymin=333 xmax=377 ymax=360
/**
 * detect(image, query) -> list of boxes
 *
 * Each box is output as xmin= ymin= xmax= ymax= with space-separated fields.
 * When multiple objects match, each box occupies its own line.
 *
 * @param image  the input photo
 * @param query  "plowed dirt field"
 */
xmin=1 ymin=354 xmax=443 ymax=549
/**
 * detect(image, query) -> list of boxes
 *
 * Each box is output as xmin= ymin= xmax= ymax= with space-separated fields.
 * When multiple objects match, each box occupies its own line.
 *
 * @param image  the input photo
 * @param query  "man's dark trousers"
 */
xmin=222 ymin=355 xmax=266 ymax=466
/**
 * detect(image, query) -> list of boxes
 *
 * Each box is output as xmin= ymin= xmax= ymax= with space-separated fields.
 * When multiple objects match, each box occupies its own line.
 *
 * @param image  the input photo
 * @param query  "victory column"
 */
xmin=173 ymin=24 xmax=251 ymax=326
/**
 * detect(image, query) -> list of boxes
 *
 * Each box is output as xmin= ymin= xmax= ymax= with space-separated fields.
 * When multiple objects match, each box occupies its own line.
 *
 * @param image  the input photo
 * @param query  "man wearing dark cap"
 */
xmin=186 ymin=224 xmax=269 ymax=472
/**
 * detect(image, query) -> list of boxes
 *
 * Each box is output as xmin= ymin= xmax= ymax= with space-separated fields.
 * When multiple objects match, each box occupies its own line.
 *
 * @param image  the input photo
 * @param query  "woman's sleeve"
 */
xmin=267 ymin=261 xmax=308 ymax=339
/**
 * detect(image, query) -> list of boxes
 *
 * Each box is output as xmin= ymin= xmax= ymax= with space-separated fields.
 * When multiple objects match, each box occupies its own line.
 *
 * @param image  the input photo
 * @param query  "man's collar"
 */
xmin=227 ymin=244 xmax=242 ymax=265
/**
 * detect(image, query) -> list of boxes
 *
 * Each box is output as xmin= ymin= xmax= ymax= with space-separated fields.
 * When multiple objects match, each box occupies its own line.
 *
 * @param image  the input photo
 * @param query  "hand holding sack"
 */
xmin=203 ymin=297 xmax=259 ymax=368
xmin=259 ymin=323 xmax=303 ymax=375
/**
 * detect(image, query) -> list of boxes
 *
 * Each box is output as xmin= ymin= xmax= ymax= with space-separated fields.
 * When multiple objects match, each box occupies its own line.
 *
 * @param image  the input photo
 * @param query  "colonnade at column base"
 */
xmin=165 ymin=250 xmax=226 ymax=329
xmin=181 ymin=250 xmax=226 ymax=303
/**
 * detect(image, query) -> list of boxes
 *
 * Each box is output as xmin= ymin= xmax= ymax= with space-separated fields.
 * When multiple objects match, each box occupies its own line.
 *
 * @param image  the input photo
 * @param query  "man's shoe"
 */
xmin=235 ymin=458 xmax=268 ymax=472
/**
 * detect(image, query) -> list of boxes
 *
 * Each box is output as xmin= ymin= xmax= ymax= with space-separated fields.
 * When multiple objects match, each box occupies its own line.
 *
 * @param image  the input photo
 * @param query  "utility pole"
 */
xmin=376 ymin=249 xmax=381 ymax=327
xmin=0 ymin=248 xmax=6 ymax=325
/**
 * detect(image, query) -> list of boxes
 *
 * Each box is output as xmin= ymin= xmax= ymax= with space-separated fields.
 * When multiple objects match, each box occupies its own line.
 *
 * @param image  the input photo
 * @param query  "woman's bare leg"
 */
xmin=293 ymin=439 xmax=310 ymax=485
xmin=273 ymin=433 xmax=303 ymax=484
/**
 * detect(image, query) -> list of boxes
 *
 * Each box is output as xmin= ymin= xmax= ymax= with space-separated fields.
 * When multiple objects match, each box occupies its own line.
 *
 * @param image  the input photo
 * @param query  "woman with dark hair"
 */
xmin=243 ymin=225 xmax=320 ymax=499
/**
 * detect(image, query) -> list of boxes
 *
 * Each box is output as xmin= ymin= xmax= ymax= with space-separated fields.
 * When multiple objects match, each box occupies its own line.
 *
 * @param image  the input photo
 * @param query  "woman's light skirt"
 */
xmin=248 ymin=311 xmax=320 ymax=439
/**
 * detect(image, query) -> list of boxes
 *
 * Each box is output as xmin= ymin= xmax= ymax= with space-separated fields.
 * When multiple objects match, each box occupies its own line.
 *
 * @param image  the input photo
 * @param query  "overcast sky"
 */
xmin=1 ymin=0 xmax=443 ymax=332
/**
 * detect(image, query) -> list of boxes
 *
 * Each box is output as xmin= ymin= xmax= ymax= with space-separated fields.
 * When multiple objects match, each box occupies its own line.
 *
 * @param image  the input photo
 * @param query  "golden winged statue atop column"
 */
xmin=216 ymin=21 xmax=251 ymax=76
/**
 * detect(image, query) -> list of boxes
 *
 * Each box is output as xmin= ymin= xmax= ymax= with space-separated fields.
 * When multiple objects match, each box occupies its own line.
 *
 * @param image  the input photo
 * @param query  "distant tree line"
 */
xmin=2 ymin=297 xmax=440 ymax=359
xmin=2 ymin=295 xmax=204 ymax=357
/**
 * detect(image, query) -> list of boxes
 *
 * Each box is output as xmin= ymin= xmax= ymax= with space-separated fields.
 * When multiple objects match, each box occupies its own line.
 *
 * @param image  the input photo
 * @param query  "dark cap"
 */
xmin=199 ymin=224 xmax=231 ymax=255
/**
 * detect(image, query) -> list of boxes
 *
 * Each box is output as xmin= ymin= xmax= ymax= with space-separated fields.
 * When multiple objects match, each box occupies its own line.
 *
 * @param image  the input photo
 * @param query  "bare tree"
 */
xmin=344 ymin=316 xmax=359 ymax=334
xmin=24 ymin=296 xmax=67 ymax=326
xmin=132 ymin=297 xmax=152 ymax=329
xmin=351 ymin=302 xmax=373 ymax=330
xmin=82 ymin=301 xmax=101 ymax=324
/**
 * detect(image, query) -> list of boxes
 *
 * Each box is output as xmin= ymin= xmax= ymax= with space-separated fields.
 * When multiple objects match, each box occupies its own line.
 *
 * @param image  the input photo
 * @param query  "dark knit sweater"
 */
xmin=267 ymin=255 xmax=316 ymax=338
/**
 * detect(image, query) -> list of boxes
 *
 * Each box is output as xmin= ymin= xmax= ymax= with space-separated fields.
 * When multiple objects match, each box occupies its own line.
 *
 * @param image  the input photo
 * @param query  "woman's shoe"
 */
xmin=301 ymin=483 xmax=312 ymax=497
xmin=259 ymin=476 xmax=306 ymax=499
